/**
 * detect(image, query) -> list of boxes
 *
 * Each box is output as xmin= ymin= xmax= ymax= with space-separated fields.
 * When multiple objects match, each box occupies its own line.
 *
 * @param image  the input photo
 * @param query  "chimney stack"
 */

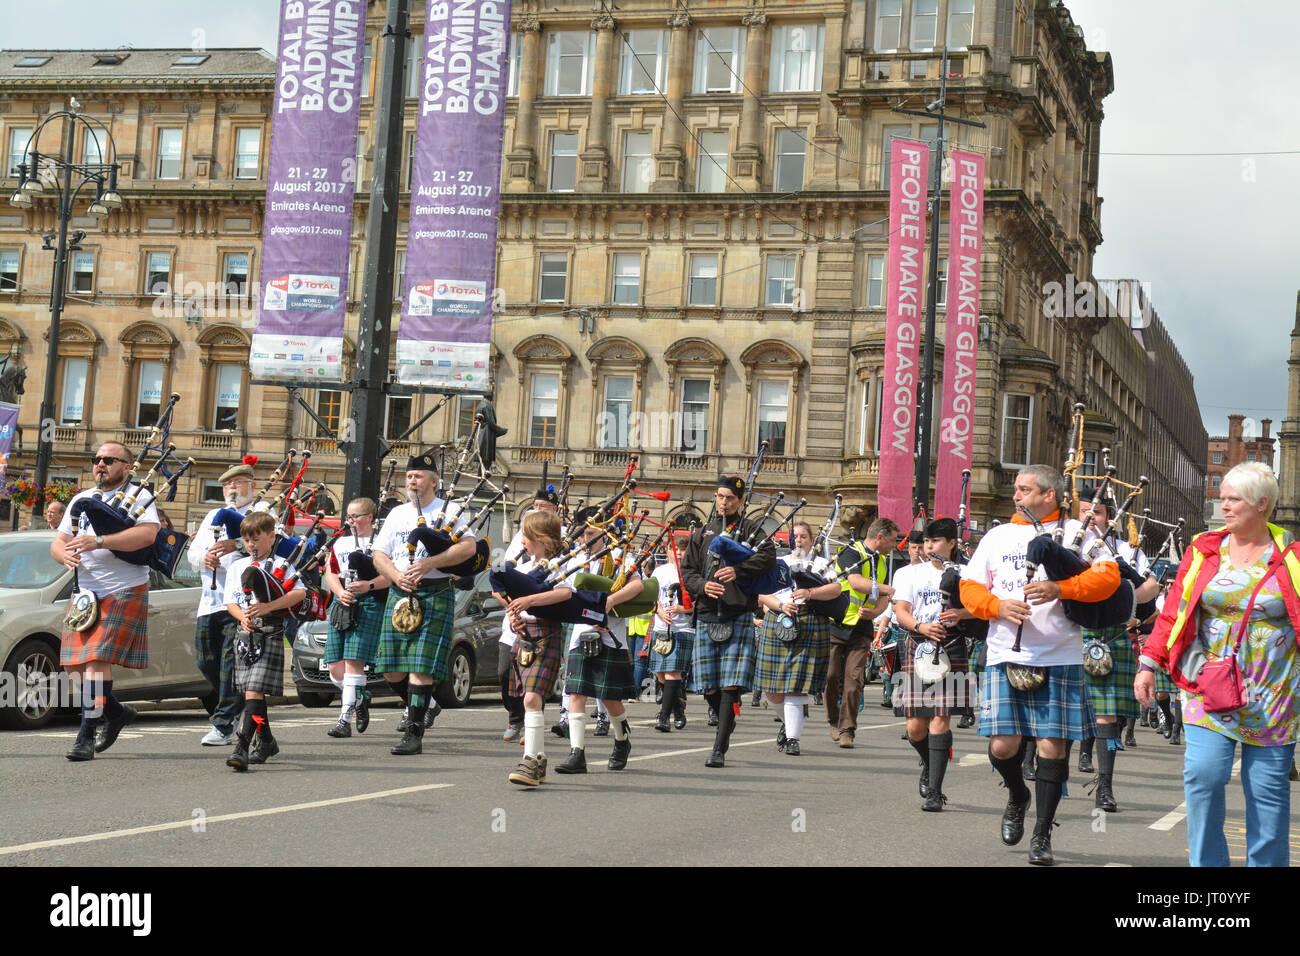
xmin=1228 ymin=414 xmax=1245 ymax=466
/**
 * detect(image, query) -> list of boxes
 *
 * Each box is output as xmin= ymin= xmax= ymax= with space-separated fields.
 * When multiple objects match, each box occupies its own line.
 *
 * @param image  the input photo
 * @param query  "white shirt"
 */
xmin=498 ymin=554 xmax=542 ymax=649
xmin=373 ymin=497 xmax=474 ymax=580
xmin=893 ymin=560 xmax=948 ymax=625
xmin=650 ymin=563 xmax=693 ymax=634
xmin=60 ymin=484 xmax=159 ymax=595
xmin=188 ymin=502 xmax=255 ymax=617
xmin=962 ymin=515 xmax=1100 ymax=667
xmin=1080 ymin=525 xmax=1150 ymax=575
xmin=567 ymin=549 xmax=631 ymax=650
xmin=223 ymin=551 xmax=298 ymax=618
xmin=328 ymin=533 xmax=374 ymax=581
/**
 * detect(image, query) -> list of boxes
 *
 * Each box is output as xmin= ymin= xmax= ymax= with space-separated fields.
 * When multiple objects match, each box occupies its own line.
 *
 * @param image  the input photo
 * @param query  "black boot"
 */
xmin=66 ymin=722 xmax=97 ymax=762
xmin=1169 ymin=706 xmax=1183 ymax=745
xmin=608 ymin=722 xmax=631 ymax=771
xmin=656 ymin=679 xmax=679 ymax=732
xmin=556 ymin=748 xmax=587 ymax=774
xmin=250 ymin=729 xmax=280 ymax=765
xmin=1123 ymin=716 xmax=1137 ymax=747
xmin=990 ymin=744 xmax=1032 ymax=846
xmin=227 ymin=708 xmax=254 ymax=771
xmin=391 ymin=722 xmax=423 ymax=755
xmin=1094 ymin=721 xmax=1120 ymax=811
xmin=909 ymin=734 xmax=931 ymax=798
xmin=924 ymin=731 xmax=952 ymax=811
xmin=673 ymin=689 xmax=687 ymax=729
xmin=1028 ymin=821 xmax=1056 ymax=866
xmin=1095 ymin=773 xmax=1117 ymax=813
xmin=1078 ymin=735 xmax=1095 ymax=774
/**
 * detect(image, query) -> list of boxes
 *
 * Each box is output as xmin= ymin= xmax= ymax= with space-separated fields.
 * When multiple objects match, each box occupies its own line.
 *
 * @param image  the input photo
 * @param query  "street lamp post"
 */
xmin=9 ymin=104 xmax=123 ymax=527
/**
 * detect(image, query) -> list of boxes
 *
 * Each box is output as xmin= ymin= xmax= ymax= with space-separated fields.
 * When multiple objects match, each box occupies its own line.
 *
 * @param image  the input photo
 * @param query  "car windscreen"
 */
xmin=0 ymin=539 xmax=69 ymax=589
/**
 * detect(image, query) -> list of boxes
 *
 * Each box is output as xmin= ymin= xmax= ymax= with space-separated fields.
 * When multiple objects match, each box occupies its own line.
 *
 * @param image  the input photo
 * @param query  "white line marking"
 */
xmin=1149 ymin=802 xmax=1187 ymax=831
xmin=622 ymin=720 xmax=908 ymax=763
xmin=0 ymin=783 xmax=453 ymax=857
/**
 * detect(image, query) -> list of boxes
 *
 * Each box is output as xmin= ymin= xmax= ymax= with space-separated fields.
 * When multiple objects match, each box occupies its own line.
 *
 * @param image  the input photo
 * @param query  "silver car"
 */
xmin=0 ymin=531 xmax=212 ymax=730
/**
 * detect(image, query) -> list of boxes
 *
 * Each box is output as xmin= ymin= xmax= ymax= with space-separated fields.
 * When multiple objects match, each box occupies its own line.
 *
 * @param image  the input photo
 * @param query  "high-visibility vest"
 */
xmin=627 ymin=614 xmax=651 ymax=638
xmin=840 ymin=542 xmax=888 ymax=627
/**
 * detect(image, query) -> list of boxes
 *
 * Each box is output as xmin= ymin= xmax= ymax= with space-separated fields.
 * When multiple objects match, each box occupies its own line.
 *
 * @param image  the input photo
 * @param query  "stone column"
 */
xmin=505 ymin=15 xmax=542 ymax=192
xmin=578 ymin=12 xmax=617 ymax=192
xmin=732 ymin=9 xmax=767 ymax=192
xmin=652 ymin=10 xmax=691 ymax=192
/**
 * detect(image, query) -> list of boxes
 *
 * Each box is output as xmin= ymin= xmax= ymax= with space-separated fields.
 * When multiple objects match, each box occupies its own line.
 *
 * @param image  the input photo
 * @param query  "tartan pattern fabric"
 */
xmin=234 ymin=625 xmax=286 ymax=695
xmin=1082 ymin=625 xmax=1141 ymax=718
xmin=688 ymin=615 xmax=757 ymax=693
xmin=1154 ymin=668 xmax=1178 ymax=695
xmin=647 ymin=627 xmax=695 ymax=673
xmin=325 ymin=594 xmax=384 ymax=665
xmin=564 ymin=642 xmax=638 ymax=701
xmin=755 ymin=612 xmax=831 ymax=695
xmin=509 ymin=618 xmax=563 ymax=697
xmin=968 ymin=637 xmax=987 ymax=674
xmin=376 ymin=580 xmax=454 ymax=678
xmin=977 ymin=663 xmax=1095 ymax=740
xmin=61 ymin=584 xmax=149 ymax=669
xmin=893 ymin=634 xmax=974 ymax=717
xmin=195 ymin=612 xmax=241 ymax=732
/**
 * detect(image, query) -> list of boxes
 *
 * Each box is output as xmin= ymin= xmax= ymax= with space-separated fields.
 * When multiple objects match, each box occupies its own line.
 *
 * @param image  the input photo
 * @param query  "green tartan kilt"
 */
xmin=1081 ymin=625 xmax=1140 ymax=718
xmin=564 ymin=642 xmax=638 ymax=701
xmin=1154 ymin=669 xmax=1178 ymax=695
xmin=324 ymin=594 xmax=384 ymax=665
xmin=754 ymin=613 xmax=831 ymax=695
xmin=376 ymin=579 xmax=455 ymax=679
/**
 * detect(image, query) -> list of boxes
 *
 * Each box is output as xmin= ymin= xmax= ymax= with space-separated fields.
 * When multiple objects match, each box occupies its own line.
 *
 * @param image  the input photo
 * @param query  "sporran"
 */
xmin=1082 ymin=638 xmax=1114 ymax=677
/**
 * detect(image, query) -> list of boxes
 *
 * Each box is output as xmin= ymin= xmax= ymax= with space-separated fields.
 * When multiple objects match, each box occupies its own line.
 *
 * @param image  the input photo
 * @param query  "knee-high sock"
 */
xmin=704 ymin=690 xmax=721 ymax=716
xmin=613 ymin=714 xmax=630 ymax=741
xmin=784 ymin=696 xmax=808 ymax=739
xmin=329 ymin=672 xmax=345 ymax=692
xmin=77 ymin=677 xmax=101 ymax=736
xmin=523 ymin=710 xmax=545 ymax=758
xmin=568 ymin=711 xmax=586 ymax=751
xmin=559 ymin=692 xmax=571 ymax=721
xmin=714 ymin=689 xmax=740 ymax=753
xmin=340 ymin=673 xmax=364 ymax=722
xmin=249 ymin=697 xmax=269 ymax=738
xmin=407 ymin=687 xmax=429 ymax=730
xmin=991 ymin=743 xmax=1031 ymax=803
xmin=929 ymin=730 xmax=953 ymax=795
xmin=1080 ymin=735 xmax=1095 ymax=758
xmin=100 ymin=680 xmax=124 ymax=721
xmin=386 ymin=677 xmax=409 ymax=705
xmin=1096 ymin=721 xmax=1120 ymax=775
xmin=658 ymin=679 xmax=681 ymax=722
xmin=1034 ymin=757 xmax=1068 ymax=829
xmin=909 ymin=734 xmax=929 ymax=765
xmin=236 ymin=704 xmax=255 ymax=744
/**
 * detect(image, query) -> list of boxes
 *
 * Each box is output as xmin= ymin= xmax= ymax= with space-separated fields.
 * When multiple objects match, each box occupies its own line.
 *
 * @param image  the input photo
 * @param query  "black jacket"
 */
xmin=679 ymin=513 xmax=776 ymax=620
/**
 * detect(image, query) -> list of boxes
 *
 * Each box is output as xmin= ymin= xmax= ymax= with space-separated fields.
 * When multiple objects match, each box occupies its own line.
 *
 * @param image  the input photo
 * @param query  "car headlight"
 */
xmin=293 ymin=631 xmax=312 ymax=650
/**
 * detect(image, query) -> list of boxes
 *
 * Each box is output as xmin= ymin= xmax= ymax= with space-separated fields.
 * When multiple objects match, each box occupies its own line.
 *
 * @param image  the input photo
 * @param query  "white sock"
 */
xmin=340 ymin=673 xmax=364 ymax=722
xmin=597 ymin=700 xmax=609 ymax=718
xmin=785 ymin=696 xmax=808 ymax=740
xmin=328 ymin=672 xmax=344 ymax=692
xmin=524 ymin=711 xmax=544 ymax=758
xmin=569 ymin=713 xmax=586 ymax=751
xmin=559 ymin=694 xmax=570 ymax=721
xmin=612 ymin=712 xmax=629 ymax=741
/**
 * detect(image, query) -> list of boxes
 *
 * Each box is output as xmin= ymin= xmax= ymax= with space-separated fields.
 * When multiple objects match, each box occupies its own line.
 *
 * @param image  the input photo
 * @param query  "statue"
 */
xmin=475 ymin=388 xmax=508 ymax=471
xmin=0 ymin=351 xmax=25 ymax=406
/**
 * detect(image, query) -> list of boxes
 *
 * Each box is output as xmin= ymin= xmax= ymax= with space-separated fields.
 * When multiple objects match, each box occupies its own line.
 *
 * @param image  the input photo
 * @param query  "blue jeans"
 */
xmin=631 ymin=634 xmax=652 ymax=698
xmin=1183 ymin=723 xmax=1295 ymax=867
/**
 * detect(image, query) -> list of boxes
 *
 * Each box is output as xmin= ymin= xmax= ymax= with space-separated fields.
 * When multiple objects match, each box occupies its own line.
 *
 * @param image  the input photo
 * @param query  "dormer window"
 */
xmin=172 ymin=54 xmax=210 ymax=67
xmin=93 ymin=53 xmax=129 ymax=66
xmin=16 ymin=56 xmax=52 ymax=68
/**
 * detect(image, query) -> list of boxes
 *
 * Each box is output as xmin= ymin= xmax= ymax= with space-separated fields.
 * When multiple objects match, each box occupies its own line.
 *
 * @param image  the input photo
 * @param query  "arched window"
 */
xmin=118 ymin=320 xmax=179 ymax=431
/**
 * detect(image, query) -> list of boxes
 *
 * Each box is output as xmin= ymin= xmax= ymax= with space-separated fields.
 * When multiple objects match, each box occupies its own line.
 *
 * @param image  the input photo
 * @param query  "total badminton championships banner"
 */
xmin=0 ymin=402 xmax=17 ymax=486
xmin=397 ymin=0 xmax=512 ymax=388
xmin=250 ymin=0 xmax=367 ymax=383
xmin=934 ymin=150 xmax=985 ymax=520
xmin=877 ymin=139 xmax=929 ymax=527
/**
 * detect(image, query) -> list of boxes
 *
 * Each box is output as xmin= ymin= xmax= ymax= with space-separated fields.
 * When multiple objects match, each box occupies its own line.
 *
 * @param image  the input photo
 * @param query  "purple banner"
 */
xmin=250 ymin=0 xmax=367 ymax=383
xmin=0 ymin=402 xmax=17 ymax=487
xmin=397 ymin=0 xmax=512 ymax=388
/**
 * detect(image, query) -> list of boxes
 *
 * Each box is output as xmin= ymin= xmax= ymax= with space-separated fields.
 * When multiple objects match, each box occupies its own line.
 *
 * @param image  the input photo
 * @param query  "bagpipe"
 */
xmin=343 ymin=457 xmax=400 ymax=585
xmin=705 ymin=492 xmax=809 ymax=597
xmin=786 ymin=493 xmax=853 ymax=619
xmin=239 ymin=513 xmax=349 ymax=626
xmin=571 ymin=507 xmax=678 ymax=618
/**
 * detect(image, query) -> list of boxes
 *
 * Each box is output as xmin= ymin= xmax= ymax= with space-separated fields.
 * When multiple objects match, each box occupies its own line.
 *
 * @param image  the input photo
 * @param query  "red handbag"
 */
xmin=1198 ymin=550 xmax=1282 ymax=713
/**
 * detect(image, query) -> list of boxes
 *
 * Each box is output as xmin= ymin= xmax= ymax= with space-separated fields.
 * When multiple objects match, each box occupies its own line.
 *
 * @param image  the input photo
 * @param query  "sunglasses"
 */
xmin=91 ymin=455 xmax=128 ymax=466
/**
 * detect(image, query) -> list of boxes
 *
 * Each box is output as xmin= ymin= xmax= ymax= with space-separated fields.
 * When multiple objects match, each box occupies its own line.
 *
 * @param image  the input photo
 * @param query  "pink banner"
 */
xmin=934 ymin=150 xmax=985 ymax=519
xmin=877 ymin=139 xmax=929 ymax=526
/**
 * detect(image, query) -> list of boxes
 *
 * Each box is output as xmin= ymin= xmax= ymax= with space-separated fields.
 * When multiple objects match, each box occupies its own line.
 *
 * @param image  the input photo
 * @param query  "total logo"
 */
xmin=432 ymin=279 xmax=486 ymax=302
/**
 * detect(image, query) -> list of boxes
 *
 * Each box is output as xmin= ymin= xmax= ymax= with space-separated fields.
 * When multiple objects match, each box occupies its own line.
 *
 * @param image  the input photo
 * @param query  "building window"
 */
xmin=875 ymin=0 xmax=903 ymax=51
xmin=69 ymin=251 xmax=95 ymax=294
xmin=538 ymin=253 xmax=567 ymax=303
xmin=694 ymin=27 xmax=744 ymax=94
xmin=766 ymin=254 xmax=796 ymax=307
xmin=612 ymin=253 xmax=640 ymax=305
xmin=387 ymin=395 xmax=413 ymax=441
xmin=622 ymin=131 xmax=654 ymax=192
xmin=7 ymin=127 xmax=32 ymax=177
xmin=213 ymin=363 xmax=242 ymax=430
xmin=774 ymin=129 xmax=806 ymax=193
xmin=395 ymin=249 xmax=406 ymax=299
xmin=697 ymin=130 xmax=729 ymax=192
xmin=234 ymin=128 xmax=261 ymax=179
xmin=315 ymin=389 xmax=343 ymax=437
xmin=1001 ymin=393 xmax=1032 ymax=467
xmin=156 ymin=128 xmax=182 ymax=179
xmin=60 ymin=357 xmax=88 ymax=425
xmin=601 ymin=376 xmax=634 ymax=449
xmin=507 ymin=32 xmax=522 ymax=97
xmin=1079 ymin=449 xmax=1098 ymax=498
xmin=1212 ymin=450 xmax=1223 ymax=464
xmin=529 ymin=373 xmax=559 ymax=447
xmin=201 ymin=480 xmax=227 ymax=503
xmin=83 ymin=127 xmax=107 ymax=165
xmin=620 ymin=29 xmax=667 ymax=94
xmin=548 ymin=131 xmax=578 ymax=192
xmin=867 ymin=254 xmax=885 ymax=308
xmin=1247 ymin=452 xmax=1257 ymax=463
xmin=0 ymin=249 xmax=19 ymax=291
xmin=223 ymin=252 xmax=249 ymax=298
xmin=911 ymin=0 xmax=939 ymax=50
xmin=937 ymin=265 xmax=947 ymax=310
xmin=403 ymin=132 xmax=417 ymax=190
xmin=354 ymin=132 xmax=366 ymax=186
xmin=361 ymin=40 xmax=373 ymax=97
xmin=757 ymin=381 xmax=789 ymax=455
xmin=858 ymin=380 xmax=871 ymax=455
xmin=688 ymin=254 xmax=718 ymax=307
xmin=948 ymin=0 xmax=976 ymax=50
xmin=545 ymin=31 xmax=596 ymax=96
xmin=454 ymin=394 xmax=478 ymax=441
xmin=145 ymin=251 xmax=172 ymax=295
xmin=136 ymin=360 xmax=165 ymax=428
xmin=406 ymin=34 xmax=423 ymax=98
xmin=680 ymin=379 xmax=710 ymax=453
xmin=769 ymin=25 xmax=824 ymax=93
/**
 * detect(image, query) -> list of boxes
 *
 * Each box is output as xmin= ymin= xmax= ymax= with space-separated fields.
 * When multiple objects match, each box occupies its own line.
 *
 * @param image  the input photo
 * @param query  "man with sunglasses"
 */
xmin=52 ymin=443 xmax=160 ymax=761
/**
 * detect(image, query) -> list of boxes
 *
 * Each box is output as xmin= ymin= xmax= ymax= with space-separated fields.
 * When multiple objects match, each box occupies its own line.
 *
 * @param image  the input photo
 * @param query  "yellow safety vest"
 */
xmin=627 ymin=614 xmax=651 ymax=638
xmin=840 ymin=542 xmax=888 ymax=627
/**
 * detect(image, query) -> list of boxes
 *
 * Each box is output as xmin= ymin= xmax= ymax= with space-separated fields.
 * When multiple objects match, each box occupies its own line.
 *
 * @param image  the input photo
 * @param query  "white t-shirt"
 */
xmin=567 ymin=549 xmax=631 ymax=650
xmin=894 ymin=560 xmax=948 ymax=625
xmin=650 ymin=563 xmax=693 ymax=633
xmin=1080 ymin=525 xmax=1150 ymax=575
xmin=498 ymin=554 xmax=542 ymax=649
xmin=223 ymin=551 xmax=298 ymax=621
xmin=328 ymin=533 xmax=374 ymax=581
xmin=188 ymin=502 xmax=254 ymax=618
xmin=60 ymin=485 xmax=159 ymax=594
xmin=961 ymin=516 xmax=1101 ymax=667
xmin=373 ymin=497 xmax=473 ymax=580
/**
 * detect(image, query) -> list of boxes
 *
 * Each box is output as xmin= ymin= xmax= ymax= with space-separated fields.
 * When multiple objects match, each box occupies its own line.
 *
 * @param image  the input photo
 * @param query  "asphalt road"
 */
xmin=1 ymin=695 xmax=1294 ymax=867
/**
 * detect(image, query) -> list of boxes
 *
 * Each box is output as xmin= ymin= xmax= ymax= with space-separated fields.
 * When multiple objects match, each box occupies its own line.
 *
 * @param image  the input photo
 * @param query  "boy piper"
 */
xmin=371 ymin=452 xmax=478 ymax=757
xmin=959 ymin=465 xmax=1120 ymax=865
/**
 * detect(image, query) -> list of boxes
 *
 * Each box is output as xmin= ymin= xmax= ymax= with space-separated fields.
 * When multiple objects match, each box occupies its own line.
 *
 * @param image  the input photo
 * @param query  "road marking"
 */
xmin=622 ymin=721 xmax=908 ymax=764
xmin=1149 ymin=802 xmax=1187 ymax=831
xmin=0 ymin=783 xmax=453 ymax=857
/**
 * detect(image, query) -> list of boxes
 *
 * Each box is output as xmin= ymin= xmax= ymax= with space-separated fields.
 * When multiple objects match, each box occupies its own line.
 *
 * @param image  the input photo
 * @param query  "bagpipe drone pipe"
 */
xmin=569 ymin=516 xmax=675 ymax=618
xmin=702 ymin=493 xmax=807 ymax=597
xmin=240 ymin=518 xmax=349 ymax=623
xmin=1023 ymin=534 xmax=1135 ymax=628
xmin=405 ymin=482 xmax=510 ymax=580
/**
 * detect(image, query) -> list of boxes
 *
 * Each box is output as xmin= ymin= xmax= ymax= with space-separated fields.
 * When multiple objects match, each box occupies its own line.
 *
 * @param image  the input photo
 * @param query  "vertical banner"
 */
xmin=935 ymin=150 xmax=985 ymax=519
xmin=250 ymin=0 xmax=367 ymax=382
xmin=877 ymin=139 xmax=929 ymax=526
xmin=0 ymin=402 xmax=17 ymax=486
xmin=397 ymin=0 xmax=513 ymax=388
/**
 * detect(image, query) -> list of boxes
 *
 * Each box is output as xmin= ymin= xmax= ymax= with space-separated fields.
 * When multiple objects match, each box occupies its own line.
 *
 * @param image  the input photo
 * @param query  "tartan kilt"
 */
xmin=61 ymin=584 xmax=149 ymax=669
xmin=509 ymin=619 xmax=563 ymax=697
xmin=1082 ymin=625 xmax=1140 ymax=718
xmin=977 ymin=663 xmax=1095 ymax=740
xmin=376 ymin=579 xmax=455 ymax=678
xmin=755 ymin=613 xmax=831 ymax=695
xmin=968 ymin=637 xmax=987 ymax=674
xmin=234 ymin=625 xmax=286 ymax=695
xmin=893 ymin=635 xmax=974 ymax=717
xmin=688 ymin=616 xmax=757 ymax=694
xmin=648 ymin=627 xmax=695 ymax=673
xmin=324 ymin=594 xmax=384 ymax=665
xmin=1154 ymin=669 xmax=1178 ymax=695
xmin=565 ymin=642 xmax=638 ymax=701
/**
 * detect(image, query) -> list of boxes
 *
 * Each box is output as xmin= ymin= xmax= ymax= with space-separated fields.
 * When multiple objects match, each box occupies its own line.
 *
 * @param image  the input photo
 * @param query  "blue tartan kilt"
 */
xmin=689 ymin=616 xmax=757 ymax=694
xmin=376 ymin=579 xmax=455 ymax=679
xmin=564 ymin=642 xmax=638 ymax=701
xmin=977 ymin=663 xmax=1095 ymax=740
xmin=648 ymin=627 xmax=695 ymax=673
xmin=324 ymin=594 xmax=384 ymax=665
xmin=754 ymin=613 xmax=830 ymax=695
xmin=1081 ymin=625 xmax=1140 ymax=718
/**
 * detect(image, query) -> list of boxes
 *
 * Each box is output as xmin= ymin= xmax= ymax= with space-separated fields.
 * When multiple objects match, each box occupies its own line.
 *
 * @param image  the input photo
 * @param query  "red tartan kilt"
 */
xmin=61 ymin=584 xmax=149 ymax=669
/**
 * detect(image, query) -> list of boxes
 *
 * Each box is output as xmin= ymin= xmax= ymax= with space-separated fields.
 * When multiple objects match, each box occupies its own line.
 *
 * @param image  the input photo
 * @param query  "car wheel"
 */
xmin=435 ymin=645 xmax=474 ymax=708
xmin=1 ymin=637 xmax=61 ymax=730
xmin=297 ymin=690 xmax=334 ymax=708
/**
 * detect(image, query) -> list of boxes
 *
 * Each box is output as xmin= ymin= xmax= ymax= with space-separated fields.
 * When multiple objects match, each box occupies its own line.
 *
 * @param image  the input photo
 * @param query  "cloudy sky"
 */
xmin=5 ymin=0 xmax=1298 ymax=443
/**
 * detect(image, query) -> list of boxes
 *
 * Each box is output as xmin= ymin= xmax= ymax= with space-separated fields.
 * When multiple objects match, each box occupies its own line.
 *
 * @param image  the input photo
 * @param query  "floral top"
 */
xmin=1184 ymin=540 xmax=1299 ymax=745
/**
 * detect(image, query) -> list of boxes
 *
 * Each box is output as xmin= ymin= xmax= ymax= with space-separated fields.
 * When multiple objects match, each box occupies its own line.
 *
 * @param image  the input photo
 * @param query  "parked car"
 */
xmin=0 ymin=531 xmax=212 ymax=730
